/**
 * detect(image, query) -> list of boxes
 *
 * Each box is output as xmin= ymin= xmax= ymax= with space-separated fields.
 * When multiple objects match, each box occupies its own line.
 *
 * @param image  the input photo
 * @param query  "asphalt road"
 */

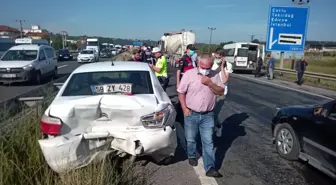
xmin=141 ymin=66 xmax=335 ymax=185
xmin=0 ymin=57 xmax=112 ymax=102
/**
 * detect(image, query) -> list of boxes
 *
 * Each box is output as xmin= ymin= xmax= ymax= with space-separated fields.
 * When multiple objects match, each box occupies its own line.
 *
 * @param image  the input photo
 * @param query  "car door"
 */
xmin=47 ymin=48 xmax=57 ymax=71
xmin=302 ymin=104 xmax=336 ymax=173
xmin=38 ymin=48 xmax=48 ymax=76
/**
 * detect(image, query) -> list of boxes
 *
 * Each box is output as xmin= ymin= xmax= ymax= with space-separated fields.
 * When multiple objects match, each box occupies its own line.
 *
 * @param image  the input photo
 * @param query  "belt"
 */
xmin=188 ymin=108 xmax=212 ymax=114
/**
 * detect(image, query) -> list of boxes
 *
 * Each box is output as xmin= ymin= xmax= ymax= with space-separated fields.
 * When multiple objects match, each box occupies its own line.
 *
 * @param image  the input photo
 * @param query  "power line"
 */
xmin=15 ymin=20 xmax=25 ymax=38
xmin=208 ymin=27 xmax=216 ymax=52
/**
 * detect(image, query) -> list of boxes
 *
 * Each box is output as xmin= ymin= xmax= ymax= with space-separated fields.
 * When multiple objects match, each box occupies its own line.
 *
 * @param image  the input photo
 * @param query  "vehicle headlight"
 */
xmin=141 ymin=105 xmax=172 ymax=128
xmin=23 ymin=64 xmax=34 ymax=70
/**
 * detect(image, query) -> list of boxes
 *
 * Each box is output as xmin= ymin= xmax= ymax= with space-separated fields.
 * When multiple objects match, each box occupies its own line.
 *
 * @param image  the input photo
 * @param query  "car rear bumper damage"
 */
xmin=38 ymin=126 xmax=176 ymax=173
xmin=38 ymin=95 xmax=177 ymax=173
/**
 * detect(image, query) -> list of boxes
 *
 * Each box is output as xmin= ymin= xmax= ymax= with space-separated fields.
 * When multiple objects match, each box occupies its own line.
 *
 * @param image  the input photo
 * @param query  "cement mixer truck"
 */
xmin=158 ymin=30 xmax=195 ymax=68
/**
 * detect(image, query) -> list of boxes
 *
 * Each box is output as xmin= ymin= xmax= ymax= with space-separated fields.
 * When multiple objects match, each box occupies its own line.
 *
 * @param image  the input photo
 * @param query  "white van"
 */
xmin=223 ymin=42 xmax=264 ymax=72
xmin=0 ymin=44 xmax=58 ymax=84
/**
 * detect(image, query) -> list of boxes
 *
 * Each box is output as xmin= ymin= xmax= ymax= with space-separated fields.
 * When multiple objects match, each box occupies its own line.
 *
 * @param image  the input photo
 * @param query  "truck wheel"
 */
xmin=275 ymin=123 xmax=300 ymax=161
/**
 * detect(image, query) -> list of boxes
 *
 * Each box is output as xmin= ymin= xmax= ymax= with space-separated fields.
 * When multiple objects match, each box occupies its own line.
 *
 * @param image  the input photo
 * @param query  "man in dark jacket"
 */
xmin=176 ymin=44 xmax=197 ymax=88
xmin=295 ymin=56 xmax=308 ymax=85
xmin=142 ymin=48 xmax=154 ymax=64
xmin=254 ymin=56 xmax=263 ymax=77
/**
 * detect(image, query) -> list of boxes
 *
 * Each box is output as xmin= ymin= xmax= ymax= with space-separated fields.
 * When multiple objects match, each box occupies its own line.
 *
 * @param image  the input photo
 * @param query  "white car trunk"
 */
xmin=38 ymin=95 xmax=177 ymax=173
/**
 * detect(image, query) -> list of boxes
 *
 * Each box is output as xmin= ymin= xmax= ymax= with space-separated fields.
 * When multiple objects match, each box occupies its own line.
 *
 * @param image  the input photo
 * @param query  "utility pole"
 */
xmin=250 ymin=35 xmax=255 ymax=42
xmin=16 ymin=20 xmax=25 ymax=38
xmin=60 ymin=31 xmax=68 ymax=48
xmin=208 ymin=27 xmax=216 ymax=52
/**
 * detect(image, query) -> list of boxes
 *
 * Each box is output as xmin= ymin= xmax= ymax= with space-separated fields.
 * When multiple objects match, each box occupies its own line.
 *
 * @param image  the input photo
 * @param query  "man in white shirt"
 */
xmin=212 ymin=48 xmax=232 ymax=137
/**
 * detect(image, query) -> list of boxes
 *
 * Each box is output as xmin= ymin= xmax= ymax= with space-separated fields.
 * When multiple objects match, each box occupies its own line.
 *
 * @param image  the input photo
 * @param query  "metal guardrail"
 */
xmin=275 ymin=68 xmax=336 ymax=83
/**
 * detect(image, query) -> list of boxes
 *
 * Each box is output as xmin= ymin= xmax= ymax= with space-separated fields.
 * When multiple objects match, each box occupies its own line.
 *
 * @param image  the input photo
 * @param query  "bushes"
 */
xmin=0 ymin=111 xmax=147 ymax=185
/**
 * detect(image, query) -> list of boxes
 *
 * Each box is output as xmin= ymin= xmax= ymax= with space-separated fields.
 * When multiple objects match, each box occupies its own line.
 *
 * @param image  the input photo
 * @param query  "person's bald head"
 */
xmin=198 ymin=53 xmax=213 ymax=69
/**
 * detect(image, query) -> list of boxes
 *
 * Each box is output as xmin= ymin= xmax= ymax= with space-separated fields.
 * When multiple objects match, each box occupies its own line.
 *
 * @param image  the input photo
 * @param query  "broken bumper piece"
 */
xmin=38 ymin=126 xmax=177 ymax=173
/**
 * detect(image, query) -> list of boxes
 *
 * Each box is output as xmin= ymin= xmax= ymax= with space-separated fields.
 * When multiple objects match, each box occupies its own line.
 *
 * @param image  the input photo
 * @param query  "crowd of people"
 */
xmin=255 ymin=54 xmax=308 ymax=85
xmin=128 ymin=44 xmax=310 ymax=178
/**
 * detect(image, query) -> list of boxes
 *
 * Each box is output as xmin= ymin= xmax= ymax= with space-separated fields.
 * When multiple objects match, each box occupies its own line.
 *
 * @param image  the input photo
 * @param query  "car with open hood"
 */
xmin=38 ymin=61 xmax=177 ymax=173
xmin=272 ymin=100 xmax=336 ymax=180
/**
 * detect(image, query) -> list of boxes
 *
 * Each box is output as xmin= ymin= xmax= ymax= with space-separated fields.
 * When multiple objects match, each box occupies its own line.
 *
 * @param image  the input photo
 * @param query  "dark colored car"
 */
xmin=58 ymin=49 xmax=73 ymax=61
xmin=271 ymin=100 xmax=336 ymax=180
xmin=100 ymin=49 xmax=111 ymax=58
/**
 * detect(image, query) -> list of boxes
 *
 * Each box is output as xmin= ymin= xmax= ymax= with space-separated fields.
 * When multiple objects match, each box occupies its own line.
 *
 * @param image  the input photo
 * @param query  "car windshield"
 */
xmin=87 ymin=41 xmax=98 ymax=46
xmin=62 ymin=71 xmax=154 ymax=96
xmin=0 ymin=50 xmax=38 ymax=61
xmin=81 ymin=50 xmax=93 ymax=54
xmin=59 ymin=49 xmax=69 ymax=54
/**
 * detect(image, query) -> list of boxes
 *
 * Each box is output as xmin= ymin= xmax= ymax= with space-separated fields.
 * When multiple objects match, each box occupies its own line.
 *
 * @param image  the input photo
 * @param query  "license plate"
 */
xmin=1 ymin=74 xmax=16 ymax=78
xmin=90 ymin=83 xmax=132 ymax=94
xmin=64 ymin=56 xmax=69 ymax=59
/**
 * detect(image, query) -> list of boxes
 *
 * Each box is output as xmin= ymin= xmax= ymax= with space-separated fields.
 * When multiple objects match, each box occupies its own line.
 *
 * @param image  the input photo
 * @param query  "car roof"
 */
xmin=9 ymin=44 xmax=50 ymax=50
xmin=72 ymin=61 xmax=151 ymax=74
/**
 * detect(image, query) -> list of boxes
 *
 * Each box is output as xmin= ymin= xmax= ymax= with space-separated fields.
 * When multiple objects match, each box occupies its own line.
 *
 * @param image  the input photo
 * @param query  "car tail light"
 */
xmin=40 ymin=114 xmax=62 ymax=135
xmin=141 ymin=105 xmax=171 ymax=128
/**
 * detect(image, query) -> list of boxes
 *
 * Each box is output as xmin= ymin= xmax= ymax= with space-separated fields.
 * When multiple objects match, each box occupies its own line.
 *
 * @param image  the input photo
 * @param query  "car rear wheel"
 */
xmin=51 ymin=67 xmax=58 ymax=81
xmin=275 ymin=123 xmax=300 ymax=160
xmin=34 ymin=71 xmax=41 ymax=85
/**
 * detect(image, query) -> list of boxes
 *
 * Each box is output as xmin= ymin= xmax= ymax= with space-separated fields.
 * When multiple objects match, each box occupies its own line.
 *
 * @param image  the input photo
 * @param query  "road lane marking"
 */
xmin=231 ymin=73 xmax=334 ymax=100
xmin=57 ymin=65 xmax=68 ymax=69
xmin=175 ymin=122 xmax=219 ymax=185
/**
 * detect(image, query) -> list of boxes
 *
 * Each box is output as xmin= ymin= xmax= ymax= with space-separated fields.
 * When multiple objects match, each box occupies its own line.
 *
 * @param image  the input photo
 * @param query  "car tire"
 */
xmin=275 ymin=123 xmax=300 ymax=161
xmin=51 ymin=67 xmax=58 ymax=81
xmin=34 ymin=71 xmax=41 ymax=85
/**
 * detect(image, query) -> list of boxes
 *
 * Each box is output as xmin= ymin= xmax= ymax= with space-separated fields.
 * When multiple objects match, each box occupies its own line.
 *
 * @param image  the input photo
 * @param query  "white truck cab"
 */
xmin=0 ymin=44 xmax=58 ymax=84
xmin=86 ymin=38 xmax=100 ymax=56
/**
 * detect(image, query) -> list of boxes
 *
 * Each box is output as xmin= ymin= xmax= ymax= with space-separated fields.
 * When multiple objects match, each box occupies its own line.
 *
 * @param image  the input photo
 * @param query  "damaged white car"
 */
xmin=38 ymin=61 xmax=177 ymax=173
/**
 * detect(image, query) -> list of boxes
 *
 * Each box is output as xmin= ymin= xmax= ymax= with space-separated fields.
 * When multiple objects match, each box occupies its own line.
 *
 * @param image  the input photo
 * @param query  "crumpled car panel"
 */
xmin=39 ymin=95 xmax=177 ymax=173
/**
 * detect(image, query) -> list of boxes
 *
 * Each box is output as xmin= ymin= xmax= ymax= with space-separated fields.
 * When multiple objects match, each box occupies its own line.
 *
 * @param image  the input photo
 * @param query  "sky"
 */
xmin=1 ymin=0 xmax=335 ymax=43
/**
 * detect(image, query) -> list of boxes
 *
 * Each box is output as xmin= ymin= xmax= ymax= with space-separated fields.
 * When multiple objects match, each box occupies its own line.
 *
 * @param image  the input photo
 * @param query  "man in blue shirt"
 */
xmin=267 ymin=55 xmax=275 ymax=80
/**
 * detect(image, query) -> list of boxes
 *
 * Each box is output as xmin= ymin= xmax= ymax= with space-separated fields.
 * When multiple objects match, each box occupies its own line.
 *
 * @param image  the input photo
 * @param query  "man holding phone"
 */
xmin=177 ymin=54 xmax=224 ymax=178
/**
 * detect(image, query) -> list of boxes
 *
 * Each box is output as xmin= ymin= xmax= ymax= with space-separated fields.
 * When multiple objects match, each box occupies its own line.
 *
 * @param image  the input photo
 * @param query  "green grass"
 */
xmin=0 ymin=105 xmax=147 ymax=185
xmin=275 ymin=56 xmax=336 ymax=75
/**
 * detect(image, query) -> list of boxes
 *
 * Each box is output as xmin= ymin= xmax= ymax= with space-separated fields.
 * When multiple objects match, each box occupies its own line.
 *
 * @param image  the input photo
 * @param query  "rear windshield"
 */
xmin=62 ymin=71 xmax=154 ymax=96
xmin=237 ymin=48 xmax=248 ymax=57
xmin=81 ymin=50 xmax=93 ymax=54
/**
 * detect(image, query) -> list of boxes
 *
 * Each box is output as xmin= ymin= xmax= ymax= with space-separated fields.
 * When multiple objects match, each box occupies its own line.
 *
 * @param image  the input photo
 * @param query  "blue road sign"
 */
xmin=133 ymin=41 xmax=143 ymax=46
xmin=266 ymin=6 xmax=309 ymax=52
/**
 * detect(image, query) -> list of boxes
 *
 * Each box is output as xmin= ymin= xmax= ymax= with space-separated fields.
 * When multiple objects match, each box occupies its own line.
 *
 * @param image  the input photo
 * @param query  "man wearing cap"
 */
xmin=176 ymin=44 xmax=197 ymax=88
xmin=150 ymin=47 xmax=169 ymax=91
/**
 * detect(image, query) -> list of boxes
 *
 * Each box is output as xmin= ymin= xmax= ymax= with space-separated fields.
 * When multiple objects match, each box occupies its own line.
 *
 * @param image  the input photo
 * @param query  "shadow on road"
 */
xmin=214 ymin=112 xmax=248 ymax=170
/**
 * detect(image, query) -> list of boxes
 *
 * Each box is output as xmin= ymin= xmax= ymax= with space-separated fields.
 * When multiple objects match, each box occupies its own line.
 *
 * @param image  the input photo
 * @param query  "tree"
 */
xmin=51 ymin=35 xmax=63 ymax=50
xmin=251 ymin=39 xmax=260 ymax=43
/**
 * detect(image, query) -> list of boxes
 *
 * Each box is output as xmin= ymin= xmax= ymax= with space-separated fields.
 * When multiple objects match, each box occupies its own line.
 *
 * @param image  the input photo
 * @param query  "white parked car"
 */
xmin=77 ymin=49 xmax=98 ymax=63
xmin=38 ymin=61 xmax=177 ymax=173
xmin=0 ymin=44 xmax=58 ymax=84
xmin=111 ymin=48 xmax=117 ymax=56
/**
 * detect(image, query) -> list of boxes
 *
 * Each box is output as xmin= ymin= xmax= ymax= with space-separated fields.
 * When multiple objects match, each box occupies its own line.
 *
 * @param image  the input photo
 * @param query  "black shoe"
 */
xmin=188 ymin=158 xmax=198 ymax=166
xmin=206 ymin=168 xmax=223 ymax=178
